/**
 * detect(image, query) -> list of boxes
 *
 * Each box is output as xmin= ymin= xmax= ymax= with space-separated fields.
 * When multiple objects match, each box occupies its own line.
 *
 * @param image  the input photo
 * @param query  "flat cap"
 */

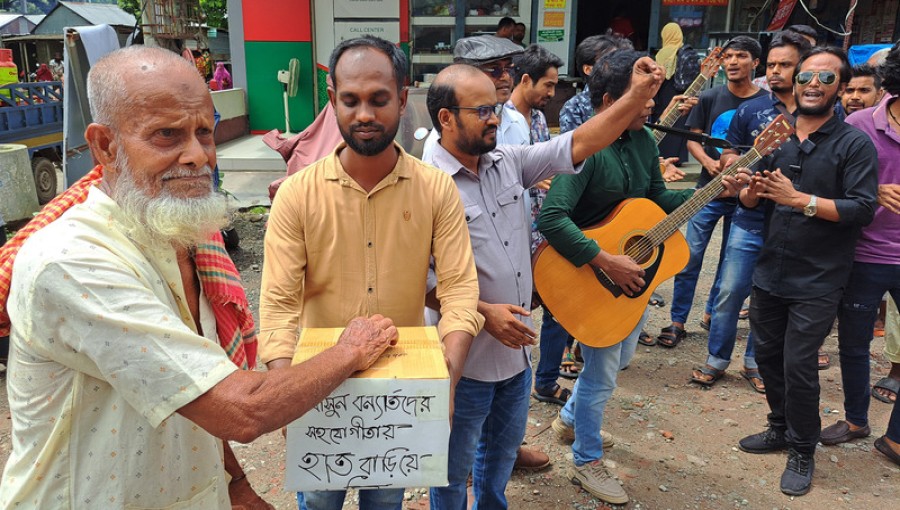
xmin=453 ymin=35 xmax=524 ymax=65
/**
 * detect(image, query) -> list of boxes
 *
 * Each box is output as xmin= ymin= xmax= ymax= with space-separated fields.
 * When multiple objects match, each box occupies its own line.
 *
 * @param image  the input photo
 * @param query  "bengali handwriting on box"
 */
xmin=285 ymin=379 xmax=450 ymax=491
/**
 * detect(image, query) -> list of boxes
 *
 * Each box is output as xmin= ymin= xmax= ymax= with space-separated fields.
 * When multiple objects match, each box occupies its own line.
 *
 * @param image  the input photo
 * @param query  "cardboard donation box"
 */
xmin=285 ymin=326 xmax=450 ymax=491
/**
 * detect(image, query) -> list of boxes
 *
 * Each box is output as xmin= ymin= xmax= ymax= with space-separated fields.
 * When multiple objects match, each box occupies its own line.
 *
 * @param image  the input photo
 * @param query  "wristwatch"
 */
xmin=803 ymin=194 xmax=818 ymax=217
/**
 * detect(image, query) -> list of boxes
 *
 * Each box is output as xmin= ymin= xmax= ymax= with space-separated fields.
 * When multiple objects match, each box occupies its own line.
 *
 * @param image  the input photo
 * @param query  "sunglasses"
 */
xmin=479 ymin=64 xmax=516 ymax=79
xmin=448 ymin=103 xmax=503 ymax=121
xmin=795 ymin=70 xmax=837 ymax=86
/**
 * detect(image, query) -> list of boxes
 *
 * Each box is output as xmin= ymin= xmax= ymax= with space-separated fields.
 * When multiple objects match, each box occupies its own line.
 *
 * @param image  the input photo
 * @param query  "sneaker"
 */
xmin=568 ymin=459 xmax=628 ymax=505
xmin=780 ymin=448 xmax=814 ymax=496
xmin=552 ymin=415 xmax=614 ymax=447
xmin=739 ymin=428 xmax=788 ymax=454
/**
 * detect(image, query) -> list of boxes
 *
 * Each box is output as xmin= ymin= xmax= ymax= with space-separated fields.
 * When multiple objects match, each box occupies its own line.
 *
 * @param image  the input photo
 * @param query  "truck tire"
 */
xmin=32 ymin=157 xmax=58 ymax=205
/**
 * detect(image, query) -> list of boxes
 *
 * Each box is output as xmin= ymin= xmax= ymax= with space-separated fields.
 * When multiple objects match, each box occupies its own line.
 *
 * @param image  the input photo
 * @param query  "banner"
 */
xmin=662 ymin=0 xmax=729 ymax=6
xmin=766 ymin=0 xmax=798 ymax=32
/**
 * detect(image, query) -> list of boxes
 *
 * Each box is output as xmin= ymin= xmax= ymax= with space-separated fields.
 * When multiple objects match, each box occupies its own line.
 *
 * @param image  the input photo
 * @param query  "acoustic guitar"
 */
xmin=652 ymin=47 xmax=726 ymax=145
xmin=532 ymin=115 xmax=794 ymax=348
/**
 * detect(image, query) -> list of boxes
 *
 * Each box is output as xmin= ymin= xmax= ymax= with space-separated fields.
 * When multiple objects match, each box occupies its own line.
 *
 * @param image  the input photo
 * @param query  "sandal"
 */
xmin=873 ymin=376 xmax=900 ymax=404
xmin=559 ymin=352 xmax=580 ymax=379
xmin=739 ymin=307 xmax=750 ymax=320
xmin=649 ymin=292 xmax=666 ymax=307
xmin=740 ymin=368 xmax=766 ymax=393
xmin=638 ymin=330 xmax=656 ymax=346
xmin=699 ymin=315 xmax=711 ymax=331
xmin=691 ymin=365 xmax=725 ymax=386
xmin=533 ymin=383 xmax=572 ymax=406
xmin=658 ymin=325 xmax=686 ymax=348
xmin=818 ymin=350 xmax=831 ymax=370
xmin=874 ymin=436 xmax=900 ymax=467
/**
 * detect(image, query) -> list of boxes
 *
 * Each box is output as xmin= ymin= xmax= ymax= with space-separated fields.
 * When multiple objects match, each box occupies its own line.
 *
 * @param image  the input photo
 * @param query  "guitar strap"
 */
xmin=774 ymin=103 xmax=796 ymax=125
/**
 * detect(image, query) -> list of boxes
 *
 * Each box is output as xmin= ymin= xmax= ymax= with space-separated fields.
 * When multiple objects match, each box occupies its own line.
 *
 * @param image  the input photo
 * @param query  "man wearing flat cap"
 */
xmin=422 ymin=35 xmax=530 ymax=161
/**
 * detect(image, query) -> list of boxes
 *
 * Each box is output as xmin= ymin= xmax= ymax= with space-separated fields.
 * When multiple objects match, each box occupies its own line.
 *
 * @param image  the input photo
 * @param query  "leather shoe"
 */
xmin=820 ymin=420 xmax=870 ymax=445
xmin=513 ymin=446 xmax=551 ymax=471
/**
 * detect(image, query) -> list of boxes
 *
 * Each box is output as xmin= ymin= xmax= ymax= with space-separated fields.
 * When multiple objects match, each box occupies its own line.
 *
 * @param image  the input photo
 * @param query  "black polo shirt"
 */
xmin=752 ymin=114 xmax=879 ymax=299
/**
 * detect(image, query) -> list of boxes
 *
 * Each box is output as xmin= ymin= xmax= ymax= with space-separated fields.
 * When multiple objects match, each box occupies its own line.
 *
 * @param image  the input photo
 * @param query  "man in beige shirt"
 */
xmin=260 ymin=36 xmax=483 ymax=510
xmin=1 ymin=46 xmax=400 ymax=510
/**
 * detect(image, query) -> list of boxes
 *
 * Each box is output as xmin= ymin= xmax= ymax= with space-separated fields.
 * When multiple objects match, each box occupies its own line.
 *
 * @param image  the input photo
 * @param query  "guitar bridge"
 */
xmin=592 ymin=267 xmax=624 ymax=298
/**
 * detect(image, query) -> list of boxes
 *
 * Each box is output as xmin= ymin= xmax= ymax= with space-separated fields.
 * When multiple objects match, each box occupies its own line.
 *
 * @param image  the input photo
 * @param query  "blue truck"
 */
xmin=0 ymin=81 xmax=63 ymax=205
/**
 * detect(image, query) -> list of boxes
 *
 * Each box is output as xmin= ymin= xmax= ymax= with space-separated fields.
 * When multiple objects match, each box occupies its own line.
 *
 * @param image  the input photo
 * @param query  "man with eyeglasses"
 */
xmin=421 ymin=35 xmax=530 ymax=163
xmin=737 ymin=46 xmax=878 ymax=497
xmin=423 ymin=56 xmax=665 ymax=509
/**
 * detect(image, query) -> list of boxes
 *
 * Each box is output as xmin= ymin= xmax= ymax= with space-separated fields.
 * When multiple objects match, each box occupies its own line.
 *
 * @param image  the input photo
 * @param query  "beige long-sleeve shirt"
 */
xmin=259 ymin=142 xmax=483 ymax=362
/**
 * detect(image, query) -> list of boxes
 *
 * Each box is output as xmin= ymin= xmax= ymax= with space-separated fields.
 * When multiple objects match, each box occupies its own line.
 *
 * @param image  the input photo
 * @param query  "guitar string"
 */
xmin=621 ymin=145 xmax=768 ymax=263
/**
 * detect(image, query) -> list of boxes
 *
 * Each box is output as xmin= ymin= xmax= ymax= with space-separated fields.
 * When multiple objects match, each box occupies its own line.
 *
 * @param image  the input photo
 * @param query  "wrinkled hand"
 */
xmin=631 ymin=57 xmax=665 ymax=100
xmin=229 ymin=477 xmax=275 ymax=510
xmin=660 ymin=157 xmax=685 ymax=182
xmin=878 ymin=183 xmax=900 ymax=214
xmin=481 ymin=303 xmax=536 ymax=349
xmin=755 ymin=169 xmax=801 ymax=206
xmin=592 ymin=252 xmax=645 ymax=297
xmin=339 ymin=315 xmax=399 ymax=372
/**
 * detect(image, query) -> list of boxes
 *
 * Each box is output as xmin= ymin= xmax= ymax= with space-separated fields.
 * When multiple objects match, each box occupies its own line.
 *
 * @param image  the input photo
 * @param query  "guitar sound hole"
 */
xmin=624 ymin=235 xmax=653 ymax=265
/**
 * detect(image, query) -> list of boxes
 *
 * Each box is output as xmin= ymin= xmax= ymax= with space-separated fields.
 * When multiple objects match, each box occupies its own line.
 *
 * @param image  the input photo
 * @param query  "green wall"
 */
xmin=244 ymin=41 xmax=315 ymax=133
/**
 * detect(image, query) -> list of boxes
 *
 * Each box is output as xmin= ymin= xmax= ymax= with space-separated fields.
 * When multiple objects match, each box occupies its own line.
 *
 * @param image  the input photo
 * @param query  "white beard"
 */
xmin=111 ymin=150 xmax=230 ymax=249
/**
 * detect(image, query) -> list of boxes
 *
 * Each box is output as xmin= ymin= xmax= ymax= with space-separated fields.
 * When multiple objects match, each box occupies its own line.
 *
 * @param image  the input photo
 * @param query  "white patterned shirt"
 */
xmin=1 ymin=187 xmax=237 ymax=509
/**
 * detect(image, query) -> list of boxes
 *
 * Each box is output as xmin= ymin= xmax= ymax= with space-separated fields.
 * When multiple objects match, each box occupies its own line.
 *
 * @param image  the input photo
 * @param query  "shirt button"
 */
xmin=492 ymin=212 xmax=496 ymax=217
xmin=517 ymin=272 xmax=521 ymax=277
xmin=466 ymin=215 xmax=471 ymax=221
xmin=367 ymin=242 xmax=373 ymax=247
xmin=504 ymin=241 xmax=509 ymax=246
xmin=513 ymin=195 xmax=518 ymax=200
xmin=521 ymin=302 xmax=526 ymax=307
xmin=368 ymin=287 xmax=373 ymax=293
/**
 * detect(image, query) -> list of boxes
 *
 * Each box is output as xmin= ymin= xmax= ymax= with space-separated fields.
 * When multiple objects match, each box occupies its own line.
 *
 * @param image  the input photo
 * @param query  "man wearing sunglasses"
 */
xmin=423 ymin=56 xmax=665 ymax=509
xmin=422 ymin=35 xmax=530 ymax=163
xmin=737 ymin=46 xmax=879 ymax=497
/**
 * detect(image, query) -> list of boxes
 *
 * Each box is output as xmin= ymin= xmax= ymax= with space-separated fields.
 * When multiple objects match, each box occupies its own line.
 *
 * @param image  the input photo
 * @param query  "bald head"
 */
xmin=87 ymin=46 xmax=205 ymax=129
xmin=427 ymin=64 xmax=494 ymax=133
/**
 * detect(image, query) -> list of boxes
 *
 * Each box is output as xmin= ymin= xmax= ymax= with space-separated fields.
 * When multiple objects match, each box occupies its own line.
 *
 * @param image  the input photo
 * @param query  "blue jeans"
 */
xmin=430 ymin=369 xmax=531 ymax=510
xmin=297 ymin=488 xmax=403 ymax=510
xmin=535 ymin=309 xmax=572 ymax=391
xmin=670 ymin=199 xmax=734 ymax=324
xmin=706 ymin=224 xmax=761 ymax=370
xmin=560 ymin=308 xmax=649 ymax=465
xmin=837 ymin=262 xmax=900 ymax=427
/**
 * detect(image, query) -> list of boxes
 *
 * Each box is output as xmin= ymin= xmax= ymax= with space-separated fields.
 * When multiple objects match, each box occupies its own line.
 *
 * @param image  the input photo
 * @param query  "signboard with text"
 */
xmin=285 ymin=327 xmax=450 ymax=491
xmin=334 ymin=21 xmax=401 ymax=44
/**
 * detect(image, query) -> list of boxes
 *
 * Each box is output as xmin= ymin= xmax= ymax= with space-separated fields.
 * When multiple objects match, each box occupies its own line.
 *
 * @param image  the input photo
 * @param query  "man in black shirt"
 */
xmin=658 ymin=36 xmax=767 ymax=347
xmin=737 ymin=47 xmax=879 ymax=497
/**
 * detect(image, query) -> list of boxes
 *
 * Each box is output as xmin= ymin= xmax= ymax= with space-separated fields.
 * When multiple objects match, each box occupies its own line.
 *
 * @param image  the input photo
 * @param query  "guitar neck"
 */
xmin=645 ymin=148 xmax=762 ymax=245
xmin=652 ymin=74 xmax=711 ymax=144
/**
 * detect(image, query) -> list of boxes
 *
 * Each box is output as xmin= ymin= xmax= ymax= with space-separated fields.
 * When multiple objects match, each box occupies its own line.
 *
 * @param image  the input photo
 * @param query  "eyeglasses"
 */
xmin=448 ymin=103 xmax=503 ymax=121
xmin=795 ymin=70 xmax=837 ymax=86
xmin=479 ymin=64 xmax=516 ymax=79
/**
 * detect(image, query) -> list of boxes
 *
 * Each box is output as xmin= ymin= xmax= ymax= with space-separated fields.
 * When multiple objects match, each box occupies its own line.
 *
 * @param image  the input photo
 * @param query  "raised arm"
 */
xmin=570 ymin=56 xmax=664 ymax=164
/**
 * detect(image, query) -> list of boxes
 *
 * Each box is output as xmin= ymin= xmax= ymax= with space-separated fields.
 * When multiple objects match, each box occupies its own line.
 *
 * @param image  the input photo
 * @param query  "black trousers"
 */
xmin=750 ymin=286 xmax=842 ymax=454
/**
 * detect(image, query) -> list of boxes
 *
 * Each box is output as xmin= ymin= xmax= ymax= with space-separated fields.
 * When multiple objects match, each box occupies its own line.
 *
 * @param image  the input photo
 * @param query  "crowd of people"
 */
xmin=0 ymin=15 xmax=898 ymax=510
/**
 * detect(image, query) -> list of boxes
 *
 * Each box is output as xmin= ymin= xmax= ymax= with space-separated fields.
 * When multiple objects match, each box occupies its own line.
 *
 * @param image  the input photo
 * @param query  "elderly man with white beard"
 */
xmin=0 ymin=46 xmax=400 ymax=510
